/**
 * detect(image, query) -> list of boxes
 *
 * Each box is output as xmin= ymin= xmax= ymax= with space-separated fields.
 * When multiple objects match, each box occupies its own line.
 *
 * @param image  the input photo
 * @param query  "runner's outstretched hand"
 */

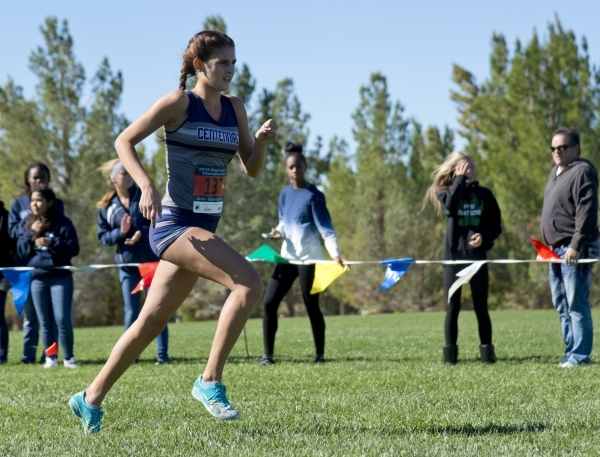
xmin=255 ymin=119 xmax=277 ymax=144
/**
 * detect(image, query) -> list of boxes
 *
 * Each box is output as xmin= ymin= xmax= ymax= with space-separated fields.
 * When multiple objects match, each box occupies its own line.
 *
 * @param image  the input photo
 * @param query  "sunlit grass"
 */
xmin=1 ymin=309 xmax=600 ymax=456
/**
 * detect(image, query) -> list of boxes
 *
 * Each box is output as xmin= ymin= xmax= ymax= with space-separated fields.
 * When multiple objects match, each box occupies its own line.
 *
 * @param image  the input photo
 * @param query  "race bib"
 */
xmin=193 ymin=166 xmax=227 ymax=214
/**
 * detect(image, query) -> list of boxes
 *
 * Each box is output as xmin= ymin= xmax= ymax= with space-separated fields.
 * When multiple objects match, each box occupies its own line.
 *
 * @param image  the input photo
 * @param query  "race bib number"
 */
xmin=193 ymin=166 xmax=227 ymax=214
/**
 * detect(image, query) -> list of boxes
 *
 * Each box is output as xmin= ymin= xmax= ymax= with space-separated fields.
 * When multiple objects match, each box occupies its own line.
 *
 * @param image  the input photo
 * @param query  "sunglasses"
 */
xmin=550 ymin=144 xmax=572 ymax=153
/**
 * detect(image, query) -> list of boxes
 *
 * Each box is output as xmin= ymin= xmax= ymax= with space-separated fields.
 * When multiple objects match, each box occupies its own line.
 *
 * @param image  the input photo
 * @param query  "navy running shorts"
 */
xmin=149 ymin=206 xmax=220 ymax=258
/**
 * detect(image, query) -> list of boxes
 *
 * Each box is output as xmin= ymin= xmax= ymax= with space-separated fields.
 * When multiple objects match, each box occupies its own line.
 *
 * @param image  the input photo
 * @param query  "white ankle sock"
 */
xmin=83 ymin=393 xmax=100 ymax=410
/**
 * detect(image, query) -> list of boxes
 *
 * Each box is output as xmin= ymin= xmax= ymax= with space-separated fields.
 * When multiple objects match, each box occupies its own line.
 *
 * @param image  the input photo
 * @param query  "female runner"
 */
xmin=70 ymin=30 xmax=276 ymax=432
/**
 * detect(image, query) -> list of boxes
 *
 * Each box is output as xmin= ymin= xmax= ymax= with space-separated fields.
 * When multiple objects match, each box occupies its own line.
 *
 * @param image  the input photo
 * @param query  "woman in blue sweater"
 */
xmin=9 ymin=162 xmax=64 ymax=364
xmin=16 ymin=187 xmax=79 ymax=368
xmin=261 ymin=143 xmax=344 ymax=365
xmin=96 ymin=159 xmax=168 ymax=364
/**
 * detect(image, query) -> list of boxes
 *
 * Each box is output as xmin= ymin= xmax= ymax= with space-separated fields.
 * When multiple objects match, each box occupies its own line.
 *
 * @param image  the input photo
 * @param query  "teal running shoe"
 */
xmin=69 ymin=391 xmax=104 ymax=434
xmin=191 ymin=376 xmax=240 ymax=420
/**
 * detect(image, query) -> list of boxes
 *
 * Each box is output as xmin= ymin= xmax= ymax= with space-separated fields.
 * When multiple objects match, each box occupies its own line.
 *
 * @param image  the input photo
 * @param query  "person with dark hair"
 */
xmin=16 ymin=187 xmax=79 ymax=369
xmin=9 ymin=162 xmax=64 ymax=364
xmin=424 ymin=150 xmax=502 ymax=365
xmin=0 ymin=200 xmax=14 ymax=364
xmin=96 ymin=158 xmax=168 ymax=364
xmin=542 ymin=128 xmax=599 ymax=367
xmin=69 ymin=30 xmax=277 ymax=432
xmin=260 ymin=142 xmax=344 ymax=366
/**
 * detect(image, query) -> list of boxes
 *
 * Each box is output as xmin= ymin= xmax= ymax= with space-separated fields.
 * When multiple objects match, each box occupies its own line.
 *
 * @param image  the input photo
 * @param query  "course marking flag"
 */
xmin=447 ymin=261 xmax=486 ymax=304
xmin=379 ymin=258 xmax=413 ymax=291
xmin=246 ymin=244 xmax=290 ymax=264
xmin=2 ymin=270 xmax=31 ymax=318
xmin=310 ymin=263 xmax=346 ymax=294
xmin=131 ymin=262 xmax=159 ymax=294
xmin=529 ymin=236 xmax=561 ymax=261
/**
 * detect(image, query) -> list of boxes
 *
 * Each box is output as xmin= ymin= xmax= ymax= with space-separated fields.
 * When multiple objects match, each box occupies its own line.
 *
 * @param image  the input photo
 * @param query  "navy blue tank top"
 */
xmin=162 ymin=90 xmax=239 ymax=214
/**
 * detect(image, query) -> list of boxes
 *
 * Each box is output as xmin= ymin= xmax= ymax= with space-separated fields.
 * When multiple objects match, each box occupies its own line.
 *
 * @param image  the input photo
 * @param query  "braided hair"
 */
xmin=179 ymin=31 xmax=235 ymax=90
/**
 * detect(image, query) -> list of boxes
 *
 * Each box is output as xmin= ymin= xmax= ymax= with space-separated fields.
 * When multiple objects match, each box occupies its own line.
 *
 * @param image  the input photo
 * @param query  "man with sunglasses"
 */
xmin=541 ymin=127 xmax=599 ymax=367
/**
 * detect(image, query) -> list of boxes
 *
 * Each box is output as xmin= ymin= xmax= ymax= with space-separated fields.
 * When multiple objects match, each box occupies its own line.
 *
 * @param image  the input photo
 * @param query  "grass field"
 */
xmin=1 ymin=309 xmax=600 ymax=456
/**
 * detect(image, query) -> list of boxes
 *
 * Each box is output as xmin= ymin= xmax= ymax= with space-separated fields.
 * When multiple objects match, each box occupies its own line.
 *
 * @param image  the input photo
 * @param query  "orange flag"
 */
xmin=530 ymin=236 xmax=561 ymax=261
xmin=45 ymin=342 xmax=57 ymax=357
xmin=131 ymin=262 xmax=159 ymax=294
xmin=526 ymin=221 xmax=560 ymax=261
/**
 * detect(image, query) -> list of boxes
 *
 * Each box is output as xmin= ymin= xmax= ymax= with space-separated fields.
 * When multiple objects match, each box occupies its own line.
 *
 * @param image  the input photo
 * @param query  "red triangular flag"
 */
xmin=45 ymin=342 xmax=57 ymax=357
xmin=131 ymin=262 xmax=159 ymax=294
xmin=530 ymin=236 xmax=561 ymax=261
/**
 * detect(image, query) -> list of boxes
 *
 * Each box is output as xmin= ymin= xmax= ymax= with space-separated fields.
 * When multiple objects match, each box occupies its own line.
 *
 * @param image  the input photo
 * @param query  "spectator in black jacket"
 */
xmin=542 ymin=128 xmax=599 ymax=368
xmin=0 ymin=200 xmax=14 ymax=364
xmin=425 ymin=150 xmax=502 ymax=365
xmin=16 ymin=187 xmax=79 ymax=369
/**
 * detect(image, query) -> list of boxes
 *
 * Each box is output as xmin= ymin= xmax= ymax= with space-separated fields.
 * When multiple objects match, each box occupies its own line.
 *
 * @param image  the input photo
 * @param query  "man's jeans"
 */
xmin=549 ymin=241 xmax=599 ymax=365
xmin=30 ymin=275 xmax=74 ymax=360
xmin=119 ymin=267 xmax=169 ymax=363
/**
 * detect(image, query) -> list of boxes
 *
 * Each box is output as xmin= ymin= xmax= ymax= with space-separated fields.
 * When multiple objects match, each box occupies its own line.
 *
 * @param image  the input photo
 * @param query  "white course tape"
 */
xmin=0 ymin=258 xmax=595 ymax=272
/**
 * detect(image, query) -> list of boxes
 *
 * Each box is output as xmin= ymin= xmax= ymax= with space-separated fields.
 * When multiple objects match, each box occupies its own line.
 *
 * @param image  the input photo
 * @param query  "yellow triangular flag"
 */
xmin=310 ymin=263 xmax=346 ymax=294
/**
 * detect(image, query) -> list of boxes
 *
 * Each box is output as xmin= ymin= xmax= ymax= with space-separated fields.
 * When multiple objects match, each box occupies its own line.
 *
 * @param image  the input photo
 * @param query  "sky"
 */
xmin=2 ymin=1 xmax=600 ymax=154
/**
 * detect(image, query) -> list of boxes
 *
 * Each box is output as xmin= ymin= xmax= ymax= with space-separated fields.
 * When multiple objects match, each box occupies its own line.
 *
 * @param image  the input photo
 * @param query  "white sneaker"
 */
xmin=560 ymin=361 xmax=577 ymax=368
xmin=43 ymin=357 xmax=58 ymax=368
xmin=63 ymin=357 xmax=78 ymax=368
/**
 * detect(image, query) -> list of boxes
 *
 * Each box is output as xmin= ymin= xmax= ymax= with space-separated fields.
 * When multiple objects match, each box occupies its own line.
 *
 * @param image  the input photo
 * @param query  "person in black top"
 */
xmin=425 ymin=150 xmax=502 ymax=364
xmin=0 ymin=200 xmax=14 ymax=364
xmin=541 ymin=128 xmax=599 ymax=367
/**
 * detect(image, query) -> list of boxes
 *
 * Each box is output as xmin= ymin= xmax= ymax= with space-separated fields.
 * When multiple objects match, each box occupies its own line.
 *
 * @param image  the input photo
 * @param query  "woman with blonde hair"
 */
xmin=96 ymin=158 xmax=168 ymax=365
xmin=425 ymin=151 xmax=502 ymax=365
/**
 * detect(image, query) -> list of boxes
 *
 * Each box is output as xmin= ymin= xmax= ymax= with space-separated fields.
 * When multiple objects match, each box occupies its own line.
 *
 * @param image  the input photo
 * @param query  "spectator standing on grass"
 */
xmin=16 ymin=187 xmax=79 ymax=368
xmin=69 ymin=30 xmax=277 ymax=433
xmin=260 ymin=142 xmax=345 ymax=366
xmin=97 ymin=158 xmax=169 ymax=365
xmin=541 ymin=128 xmax=599 ymax=368
xmin=9 ymin=162 xmax=63 ymax=364
xmin=0 ymin=200 xmax=14 ymax=364
xmin=425 ymin=150 xmax=502 ymax=365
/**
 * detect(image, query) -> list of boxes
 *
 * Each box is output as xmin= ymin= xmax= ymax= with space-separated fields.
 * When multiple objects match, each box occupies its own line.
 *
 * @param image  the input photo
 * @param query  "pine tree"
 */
xmin=327 ymin=73 xmax=410 ymax=311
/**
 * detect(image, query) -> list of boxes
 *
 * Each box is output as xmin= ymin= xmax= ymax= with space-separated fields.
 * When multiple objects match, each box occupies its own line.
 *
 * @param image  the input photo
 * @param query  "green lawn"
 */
xmin=1 ymin=309 xmax=600 ymax=456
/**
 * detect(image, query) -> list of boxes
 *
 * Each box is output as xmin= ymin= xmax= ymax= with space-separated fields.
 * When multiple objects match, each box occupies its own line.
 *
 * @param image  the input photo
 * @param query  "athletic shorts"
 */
xmin=149 ymin=206 xmax=220 ymax=258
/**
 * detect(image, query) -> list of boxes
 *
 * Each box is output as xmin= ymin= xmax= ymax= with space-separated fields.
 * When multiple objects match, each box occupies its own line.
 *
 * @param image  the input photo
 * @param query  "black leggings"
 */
xmin=443 ymin=264 xmax=492 ymax=346
xmin=263 ymin=263 xmax=325 ymax=356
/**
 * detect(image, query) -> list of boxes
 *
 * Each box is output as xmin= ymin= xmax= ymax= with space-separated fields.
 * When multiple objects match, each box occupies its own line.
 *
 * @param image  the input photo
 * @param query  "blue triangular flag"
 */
xmin=379 ymin=258 xmax=413 ymax=291
xmin=2 ymin=270 xmax=31 ymax=318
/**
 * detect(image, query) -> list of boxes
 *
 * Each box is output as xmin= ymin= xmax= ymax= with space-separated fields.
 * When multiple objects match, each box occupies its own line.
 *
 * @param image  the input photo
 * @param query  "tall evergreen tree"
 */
xmin=0 ymin=80 xmax=48 ymax=200
xmin=327 ymin=73 xmax=410 ymax=311
xmin=203 ymin=15 xmax=227 ymax=33
xmin=401 ymin=123 xmax=453 ymax=311
xmin=29 ymin=17 xmax=85 ymax=195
